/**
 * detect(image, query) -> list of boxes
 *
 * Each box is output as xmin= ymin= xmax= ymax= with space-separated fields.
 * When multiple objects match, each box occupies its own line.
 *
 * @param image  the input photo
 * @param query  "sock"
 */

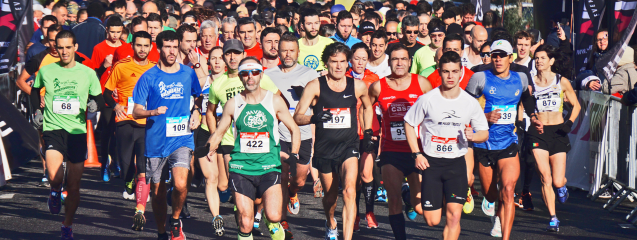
xmin=388 ymin=214 xmax=406 ymax=240
xmin=356 ymin=188 xmax=361 ymax=216
xmin=255 ymin=211 xmax=262 ymax=221
xmin=238 ymin=231 xmax=253 ymax=240
xmin=135 ymin=177 xmax=149 ymax=211
xmin=401 ymin=185 xmax=411 ymax=207
xmin=61 ymin=224 xmax=71 ymax=229
xmin=363 ymin=181 xmax=375 ymax=213
xmin=551 ymin=215 xmax=557 ymax=219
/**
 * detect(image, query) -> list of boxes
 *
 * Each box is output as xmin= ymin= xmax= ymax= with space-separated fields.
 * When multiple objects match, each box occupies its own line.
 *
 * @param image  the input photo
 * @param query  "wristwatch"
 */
xmin=411 ymin=152 xmax=423 ymax=159
xmin=193 ymin=63 xmax=201 ymax=69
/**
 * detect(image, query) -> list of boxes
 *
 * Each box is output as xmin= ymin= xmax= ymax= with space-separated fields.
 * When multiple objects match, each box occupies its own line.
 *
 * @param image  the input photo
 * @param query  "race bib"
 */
xmin=202 ymin=94 xmax=209 ymax=114
xmin=127 ymin=97 xmax=134 ymax=115
xmin=52 ymin=96 xmax=80 ymax=115
xmin=430 ymin=135 xmax=458 ymax=155
xmin=240 ymin=132 xmax=270 ymax=153
xmin=390 ymin=121 xmax=406 ymax=141
xmin=166 ymin=116 xmax=190 ymax=137
xmin=491 ymin=105 xmax=517 ymax=124
xmin=536 ymin=93 xmax=561 ymax=112
xmin=323 ymin=108 xmax=351 ymax=129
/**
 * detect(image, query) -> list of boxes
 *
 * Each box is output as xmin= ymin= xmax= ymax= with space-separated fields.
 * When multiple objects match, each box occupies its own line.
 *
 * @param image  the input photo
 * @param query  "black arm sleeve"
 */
xmin=558 ymin=38 xmax=573 ymax=56
xmin=103 ymin=89 xmax=117 ymax=107
xmin=520 ymin=88 xmax=537 ymax=117
xmin=95 ymin=65 xmax=107 ymax=80
xmin=89 ymin=94 xmax=106 ymax=111
xmin=30 ymin=87 xmax=42 ymax=110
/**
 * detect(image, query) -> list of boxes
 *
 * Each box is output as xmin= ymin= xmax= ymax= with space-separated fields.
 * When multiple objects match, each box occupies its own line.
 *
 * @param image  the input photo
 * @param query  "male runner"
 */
xmin=366 ymin=30 xmax=391 ymax=79
xmin=462 ymin=26 xmax=488 ymax=69
xmin=404 ymin=51 xmax=489 ymax=240
xmin=411 ymin=19 xmax=445 ymax=75
xmin=368 ymin=44 xmax=432 ymax=240
xmin=264 ymin=33 xmax=320 ymax=238
xmin=298 ymin=9 xmax=335 ymax=72
xmin=207 ymin=56 xmax=300 ymax=240
xmin=260 ymin=28 xmax=281 ymax=70
xmin=31 ymin=30 xmax=105 ymax=239
xmin=103 ymin=31 xmax=156 ymax=231
xmin=132 ymin=30 xmax=202 ymax=240
xmin=237 ymin=17 xmax=263 ymax=59
xmin=465 ymin=40 xmax=542 ymax=240
xmin=386 ymin=16 xmax=424 ymax=65
xmin=176 ymin=24 xmax=209 ymax=82
xmin=294 ymin=42 xmax=374 ymax=240
xmin=113 ymin=17 xmax=160 ymax=63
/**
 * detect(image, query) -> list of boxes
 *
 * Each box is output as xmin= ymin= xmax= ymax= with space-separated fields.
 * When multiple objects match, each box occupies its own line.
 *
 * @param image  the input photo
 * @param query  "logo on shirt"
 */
xmin=243 ymin=110 xmax=268 ymax=129
xmin=53 ymin=78 xmax=78 ymax=94
xmin=343 ymin=95 xmax=352 ymax=98
xmin=489 ymin=86 xmax=496 ymax=95
xmin=409 ymin=94 xmax=419 ymax=98
xmin=303 ymin=55 xmax=320 ymax=70
xmin=382 ymin=96 xmax=397 ymax=100
xmin=442 ymin=110 xmax=461 ymax=120
xmin=159 ymin=81 xmax=184 ymax=99
xmin=515 ymin=89 xmax=520 ymax=96
xmin=131 ymin=73 xmax=136 ymax=77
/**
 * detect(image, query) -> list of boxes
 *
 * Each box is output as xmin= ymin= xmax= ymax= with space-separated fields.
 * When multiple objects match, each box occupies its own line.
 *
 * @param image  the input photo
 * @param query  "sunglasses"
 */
xmin=490 ymin=52 xmax=509 ymax=59
xmin=239 ymin=69 xmax=262 ymax=78
xmin=480 ymin=52 xmax=491 ymax=58
xmin=464 ymin=31 xmax=471 ymax=34
xmin=183 ymin=22 xmax=197 ymax=27
xmin=404 ymin=30 xmax=417 ymax=34
xmin=386 ymin=32 xmax=397 ymax=36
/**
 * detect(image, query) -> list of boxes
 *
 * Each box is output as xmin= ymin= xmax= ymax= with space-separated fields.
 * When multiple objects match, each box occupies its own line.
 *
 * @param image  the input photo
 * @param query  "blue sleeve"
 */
xmin=29 ymin=30 xmax=42 ymax=44
xmin=133 ymin=73 xmax=150 ymax=105
xmin=190 ymin=70 xmax=202 ymax=97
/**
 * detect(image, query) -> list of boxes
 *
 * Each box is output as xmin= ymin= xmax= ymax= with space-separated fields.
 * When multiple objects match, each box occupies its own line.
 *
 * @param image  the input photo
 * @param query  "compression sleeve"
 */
xmin=30 ymin=87 xmax=42 ymax=110
xmin=520 ymin=88 xmax=537 ymax=117
xmin=103 ymin=89 xmax=117 ymax=107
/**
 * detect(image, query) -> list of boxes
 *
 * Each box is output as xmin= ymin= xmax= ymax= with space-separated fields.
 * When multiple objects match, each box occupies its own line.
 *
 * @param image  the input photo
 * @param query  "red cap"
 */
xmin=410 ymin=0 xmax=418 ymax=5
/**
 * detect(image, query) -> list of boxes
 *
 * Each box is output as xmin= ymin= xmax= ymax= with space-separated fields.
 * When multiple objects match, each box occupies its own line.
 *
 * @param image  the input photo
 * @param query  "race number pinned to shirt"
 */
xmin=390 ymin=121 xmax=406 ymax=141
xmin=202 ymin=94 xmax=209 ymax=113
xmin=166 ymin=116 xmax=190 ymax=137
xmin=536 ymin=93 xmax=560 ymax=112
xmin=323 ymin=108 xmax=351 ymax=129
xmin=491 ymin=105 xmax=517 ymax=124
xmin=127 ymin=97 xmax=134 ymax=115
xmin=240 ymin=132 xmax=270 ymax=153
xmin=52 ymin=96 xmax=80 ymax=115
xmin=430 ymin=136 xmax=458 ymax=155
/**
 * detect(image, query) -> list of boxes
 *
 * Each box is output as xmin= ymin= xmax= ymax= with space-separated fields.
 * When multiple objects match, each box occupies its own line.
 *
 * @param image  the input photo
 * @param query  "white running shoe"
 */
xmin=123 ymin=190 xmax=135 ymax=200
xmin=482 ymin=197 xmax=495 ymax=216
xmin=490 ymin=216 xmax=502 ymax=237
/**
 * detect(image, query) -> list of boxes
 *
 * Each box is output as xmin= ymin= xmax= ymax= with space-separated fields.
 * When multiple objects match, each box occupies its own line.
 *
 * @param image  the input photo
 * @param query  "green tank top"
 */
xmin=230 ymin=91 xmax=281 ymax=175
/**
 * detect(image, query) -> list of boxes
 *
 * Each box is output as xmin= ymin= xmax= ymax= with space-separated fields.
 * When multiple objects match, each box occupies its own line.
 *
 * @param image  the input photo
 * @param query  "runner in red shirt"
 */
xmin=92 ymin=16 xmax=124 ymax=79
xmin=426 ymin=34 xmax=475 ymax=90
xmin=112 ymin=17 xmax=160 ymax=63
xmin=237 ymin=17 xmax=263 ymax=59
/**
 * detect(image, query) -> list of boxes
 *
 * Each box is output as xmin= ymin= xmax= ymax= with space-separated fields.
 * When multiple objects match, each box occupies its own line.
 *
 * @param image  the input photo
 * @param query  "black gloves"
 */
xmin=194 ymin=143 xmax=210 ymax=158
xmin=310 ymin=110 xmax=333 ymax=124
xmin=557 ymin=120 xmax=573 ymax=135
xmin=515 ymin=120 xmax=526 ymax=133
xmin=362 ymin=129 xmax=375 ymax=153
xmin=287 ymin=153 xmax=299 ymax=164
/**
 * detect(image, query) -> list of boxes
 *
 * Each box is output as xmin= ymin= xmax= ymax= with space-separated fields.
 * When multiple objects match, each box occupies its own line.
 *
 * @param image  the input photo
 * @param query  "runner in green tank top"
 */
xmin=206 ymin=57 xmax=301 ymax=240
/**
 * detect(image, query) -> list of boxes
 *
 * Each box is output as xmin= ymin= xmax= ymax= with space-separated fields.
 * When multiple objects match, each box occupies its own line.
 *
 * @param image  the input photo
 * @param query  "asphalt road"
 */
xmin=1 ymin=158 xmax=636 ymax=240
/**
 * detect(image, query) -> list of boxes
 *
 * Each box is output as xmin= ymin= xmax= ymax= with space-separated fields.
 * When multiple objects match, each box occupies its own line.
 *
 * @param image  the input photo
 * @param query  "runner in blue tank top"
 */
xmin=465 ymin=40 xmax=543 ymax=240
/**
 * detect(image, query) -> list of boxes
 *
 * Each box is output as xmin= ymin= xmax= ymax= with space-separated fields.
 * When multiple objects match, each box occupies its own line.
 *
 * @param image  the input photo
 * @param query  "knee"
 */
xmin=173 ymin=178 xmax=188 ymax=192
xmin=447 ymin=211 xmax=462 ymax=226
xmin=239 ymin=214 xmax=254 ymax=232
xmin=501 ymin=184 xmax=516 ymax=201
xmin=540 ymin=173 xmax=553 ymax=185
xmin=425 ymin=217 xmax=440 ymax=227
xmin=295 ymin=178 xmax=306 ymax=189
xmin=342 ymin=186 xmax=356 ymax=200
xmin=265 ymin=210 xmax=281 ymax=223
xmin=206 ymin=174 xmax=219 ymax=186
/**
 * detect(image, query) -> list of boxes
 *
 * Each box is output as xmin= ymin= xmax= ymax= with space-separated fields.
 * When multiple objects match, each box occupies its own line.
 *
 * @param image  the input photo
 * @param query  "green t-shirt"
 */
xmin=33 ymin=62 xmax=102 ymax=134
xmin=298 ymin=36 xmax=334 ymax=71
xmin=420 ymin=65 xmax=436 ymax=78
xmin=230 ymin=91 xmax=281 ymax=175
xmin=411 ymin=46 xmax=437 ymax=75
xmin=209 ymin=72 xmax=279 ymax=145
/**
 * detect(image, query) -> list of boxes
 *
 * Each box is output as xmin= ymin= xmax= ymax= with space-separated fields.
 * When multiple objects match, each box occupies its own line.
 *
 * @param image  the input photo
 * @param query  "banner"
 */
xmin=0 ymin=93 xmax=38 ymax=172
xmin=566 ymin=91 xmax=591 ymax=190
xmin=471 ymin=0 xmax=489 ymax=22
xmin=596 ymin=0 xmax=637 ymax=80
xmin=573 ymin=0 xmax=605 ymax=73
xmin=0 ymin=0 xmax=33 ymax=73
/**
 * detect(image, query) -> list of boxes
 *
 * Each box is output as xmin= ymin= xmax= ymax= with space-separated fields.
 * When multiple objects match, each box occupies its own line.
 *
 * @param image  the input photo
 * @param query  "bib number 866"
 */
xmin=436 ymin=145 xmax=453 ymax=152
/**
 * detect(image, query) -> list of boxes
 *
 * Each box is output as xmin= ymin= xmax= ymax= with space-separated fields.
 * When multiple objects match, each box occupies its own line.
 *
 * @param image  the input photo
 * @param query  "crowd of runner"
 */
xmin=18 ymin=0 xmax=581 ymax=239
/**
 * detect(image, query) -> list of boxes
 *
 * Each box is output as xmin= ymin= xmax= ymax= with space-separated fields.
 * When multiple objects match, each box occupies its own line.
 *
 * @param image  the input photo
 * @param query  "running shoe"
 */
xmin=557 ymin=186 xmax=569 ymax=204
xmin=481 ymin=197 xmax=495 ymax=216
xmin=288 ymin=190 xmax=300 ymax=215
xmin=125 ymin=178 xmax=135 ymax=195
xmin=598 ymin=189 xmax=612 ymax=199
xmin=170 ymin=218 xmax=186 ymax=240
xmin=157 ymin=232 xmax=169 ymax=240
xmin=180 ymin=202 xmax=191 ymax=219
xmin=281 ymin=220 xmax=294 ymax=239
xmin=366 ymin=212 xmax=378 ymax=228
xmin=253 ymin=217 xmax=262 ymax=235
xmin=132 ymin=210 xmax=146 ymax=231
xmin=324 ymin=220 xmax=338 ymax=240
xmin=546 ymin=217 xmax=560 ymax=232
xmin=521 ymin=192 xmax=534 ymax=210
xmin=40 ymin=177 xmax=50 ymax=187
xmin=263 ymin=216 xmax=284 ymax=240
xmin=102 ymin=164 xmax=110 ymax=182
xmin=463 ymin=188 xmax=475 ymax=214
xmin=61 ymin=225 xmax=73 ymax=240
xmin=313 ymin=180 xmax=324 ymax=198
xmin=490 ymin=216 xmax=502 ymax=237
xmin=219 ymin=190 xmax=231 ymax=203
xmin=375 ymin=187 xmax=387 ymax=202
xmin=402 ymin=185 xmax=417 ymax=221
xmin=48 ymin=189 xmax=62 ymax=214
xmin=123 ymin=190 xmax=135 ymax=200
xmin=213 ymin=215 xmax=225 ymax=236
xmin=353 ymin=216 xmax=360 ymax=232
xmin=112 ymin=161 xmax=121 ymax=178
xmin=514 ymin=193 xmax=521 ymax=208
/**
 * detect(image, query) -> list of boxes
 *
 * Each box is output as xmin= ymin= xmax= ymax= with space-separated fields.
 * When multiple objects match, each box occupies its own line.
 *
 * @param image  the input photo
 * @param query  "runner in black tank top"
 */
xmin=313 ymin=76 xmax=359 ymax=160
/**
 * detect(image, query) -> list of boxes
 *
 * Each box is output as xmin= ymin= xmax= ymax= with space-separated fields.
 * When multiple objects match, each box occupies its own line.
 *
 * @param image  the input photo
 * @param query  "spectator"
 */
xmin=72 ymin=2 xmax=106 ymax=59
xmin=432 ymin=0 xmax=444 ymax=18
xmin=331 ymin=11 xmax=362 ymax=48
xmin=113 ymin=0 xmax=127 ymax=17
xmin=587 ymin=28 xmax=609 ymax=72
xmin=584 ymin=46 xmax=637 ymax=97
xmin=26 ymin=15 xmax=57 ymax=63
xmin=67 ymin=2 xmax=80 ymax=26
xmin=546 ymin=14 xmax=571 ymax=47
xmin=51 ymin=2 xmax=68 ymax=27
xmin=77 ymin=9 xmax=88 ymax=23
xmin=42 ymin=0 xmax=55 ymax=15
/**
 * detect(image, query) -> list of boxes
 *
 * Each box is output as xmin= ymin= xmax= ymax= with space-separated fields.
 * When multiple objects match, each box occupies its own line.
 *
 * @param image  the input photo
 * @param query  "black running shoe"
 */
xmin=132 ymin=210 xmax=146 ymax=231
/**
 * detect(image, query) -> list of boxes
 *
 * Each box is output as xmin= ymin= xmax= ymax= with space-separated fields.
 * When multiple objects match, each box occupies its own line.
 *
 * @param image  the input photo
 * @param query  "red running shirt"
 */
xmin=378 ymin=73 xmax=423 ymax=152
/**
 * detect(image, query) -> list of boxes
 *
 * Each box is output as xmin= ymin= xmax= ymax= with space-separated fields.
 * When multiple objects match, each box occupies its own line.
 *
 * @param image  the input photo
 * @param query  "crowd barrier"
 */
xmin=566 ymin=91 xmax=637 ymax=225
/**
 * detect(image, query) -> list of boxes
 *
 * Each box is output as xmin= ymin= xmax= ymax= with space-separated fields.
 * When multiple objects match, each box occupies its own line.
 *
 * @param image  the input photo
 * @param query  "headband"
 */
xmin=238 ymin=62 xmax=263 ymax=72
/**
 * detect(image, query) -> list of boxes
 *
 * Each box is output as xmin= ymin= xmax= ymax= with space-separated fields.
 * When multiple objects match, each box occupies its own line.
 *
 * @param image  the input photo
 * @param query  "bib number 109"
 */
xmin=166 ymin=116 xmax=190 ymax=137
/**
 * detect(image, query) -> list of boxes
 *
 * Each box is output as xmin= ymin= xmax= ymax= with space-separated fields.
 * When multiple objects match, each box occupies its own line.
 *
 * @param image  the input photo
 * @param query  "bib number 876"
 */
xmin=173 ymin=124 xmax=186 ymax=132
xmin=542 ymin=100 xmax=557 ymax=106
xmin=246 ymin=140 xmax=263 ymax=148
xmin=436 ymin=145 xmax=452 ymax=152
xmin=60 ymin=103 xmax=73 ymax=110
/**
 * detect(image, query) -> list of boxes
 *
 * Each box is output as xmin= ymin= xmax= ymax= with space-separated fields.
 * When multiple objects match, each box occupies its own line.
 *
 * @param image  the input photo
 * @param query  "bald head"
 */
xmin=126 ymin=2 xmax=137 ymax=19
xmin=142 ymin=1 xmax=159 ymax=18
xmin=470 ymin=25 xmax=488 ymax=52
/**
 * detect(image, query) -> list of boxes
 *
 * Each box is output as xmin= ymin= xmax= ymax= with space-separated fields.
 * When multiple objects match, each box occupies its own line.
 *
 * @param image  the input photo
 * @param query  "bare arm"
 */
xmin=405 ymin=121 xmax=429 ymax=170
xmin=205 ymin=101 xmax=218 ymax=132
xmin=16 ymin=69 xmax=32 ymax=95
xmin=562 ymin=77 xmax=580 ymax=123
xmin=275 ymin=94 xmax=301 ymax=154
xmin=356 ymin=79 xmax=374 ymax=130
xmin=293 ymin=79 xmax=320 ymax=126
xmin=206 ymin=98 xmax=236 ymax=156
xmin=132 ymin=104 xmax=167 ymax=119
xmin=418 ymin=75 xmax=433 ymax=93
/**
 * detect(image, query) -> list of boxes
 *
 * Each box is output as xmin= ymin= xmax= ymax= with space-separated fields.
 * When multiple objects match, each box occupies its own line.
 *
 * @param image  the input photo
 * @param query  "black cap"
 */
xmin=223 ymin=39 xmax=244 ymax=54
xmin=214 ymin=4 xmax=225 ymax=12
xmin=263 ymin=10 xmax=274 ymax=24
xmin=446 ymin=23 xmax=463 ymax=36
xmin=360 ymin=21 xmax=375 ymax=35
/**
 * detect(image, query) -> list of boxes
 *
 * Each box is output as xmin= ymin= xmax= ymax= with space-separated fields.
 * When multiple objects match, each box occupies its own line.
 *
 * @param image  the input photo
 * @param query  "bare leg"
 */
xmin=498 ymin=156 xmax=520 ymax=240
xmin=443 ymin=203 xmax=463 ymax=240
xmin=235 ymin=192 xmax=255 ymax=234
xmin=62 ymin=161 xmax=85 ymax=227
xmin=533 ymin=149 xmax=555 ymax=216
xmin=150 ymin=182 xmax=168 ymax=234
xmin=465 ymin=148 xmax=475 ymax=186
xmin=320 ymin=172 xmax=339 ymax=230
xmin=341 ymin=157 xmax=358 ymax=240
xmin=171 ymin=166 xmax=190 ymax=219
xmin=199 ymin=155 xmax=220 ymax=216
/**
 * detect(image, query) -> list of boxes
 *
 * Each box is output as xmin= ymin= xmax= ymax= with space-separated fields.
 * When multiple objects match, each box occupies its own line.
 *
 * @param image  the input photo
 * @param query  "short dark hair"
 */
xmin=441 ymin=10 xmax=455 ymax=20
xmin=387 ymin=43 xmax=410 ymax=60
xmin=514 ymin=30 xmax=536 ymax=46
xmin=47 ymin=24 xmax=64 ymax=35
xmin=181 ymin=11 xmax=197 ymax=23
xmin=483 ymin=10 xmax=499 ymax=27
xmin=113 ymin=0 xmax=127 ymax=10
xmin=439 ymin=51 xmax=462 ymax=68
xmin=351 ymin=42 xmax=371 ymax=58
xmin=432 ymin=0 xmax=444 ymax=11
xmin=371 ymin=30 xmax=388 ymax=44
xmin=52 ymin=2 xmax=66 ymax=13
xmin=106 ymin=15 xmax=125 ymax=28
xmin=177 ymin=24 xmax=198 ymax=41
xmin=130 ymin=16 xmax=147 ymax=31
xmin=260 ymin=27 xmax=281 ymax=44
xmin=236 ymin=17 xmax=256 ymax=30
xmin=87 ymin=2 xmax=105 ymax=19
xmin=480 ymin=40 xmax=492 ymax=52
xmin=464 ymin=22 xmax=476 ymax=28
xmin=416 ymin=1 xmax=432 ymax=14
xmin=55 ymin=30 xmax=77 ymax=45
xmin=300 ymin=8 xmax=319 ymax=26
xmin=402 ymin=15 xmax=419 ymax=28
xmin=146 ymin=13 xmax=162 ymax=25
xmin=443 ymin=34 xmax=464 ymax=50
xmin=492 ymin=27 xmax=512 ymax=43
xmin=319 ymin=24 xmax=336 ymax=37
xmin=460 ymin=3 xmax=476 ymax=16
xmin=276 ymin=10 xmax=291 ymax=23
xmin=156 ymin=30 xmax=180 ymax=49
xmin=279 ymin=32 xmax=299 ymax=48
xmin=363 ymin=11 xmax=381 ymax=25
xmin=336 ymin=10 xmax=353 ymax=25
xmin=132 ymin=31 xmax=152 ymax=44
xmin=41 ymin=15 xmax=58 ymax=26
xmin=322 ymin=42 xmax=351 ymax=65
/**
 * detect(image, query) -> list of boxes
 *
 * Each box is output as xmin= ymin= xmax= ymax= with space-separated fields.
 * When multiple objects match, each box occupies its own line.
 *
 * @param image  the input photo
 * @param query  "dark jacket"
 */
xmin=72 ymin=17 xmax=106 ymax=59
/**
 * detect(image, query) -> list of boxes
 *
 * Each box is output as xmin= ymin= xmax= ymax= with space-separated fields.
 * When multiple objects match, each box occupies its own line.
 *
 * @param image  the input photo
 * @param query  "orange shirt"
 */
xmin=92 ymin=40 xmax=122 ymax=69
xmin=113 ymin=42 xmax=160 ymax=63
xmin=244 ymin=42 xmax=263 ymax=59
xmin=104 ymin=58 xmax=157 ymax=125
xmin=427 ymin=67 xmax=474 ymax=90
xmin=346 ymin=69 xmax=381 ymax=138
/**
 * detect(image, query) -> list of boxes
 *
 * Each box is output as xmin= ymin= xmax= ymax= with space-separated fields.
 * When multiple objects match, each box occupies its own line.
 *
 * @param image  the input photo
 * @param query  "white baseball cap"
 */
xmin=33 ymin=4 xmax=44 ymax=12
xmin=491 ymin=40 xmax=513 ymax=55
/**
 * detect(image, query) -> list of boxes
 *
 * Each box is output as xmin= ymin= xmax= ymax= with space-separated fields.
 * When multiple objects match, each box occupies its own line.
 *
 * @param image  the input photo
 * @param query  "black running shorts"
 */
xmin=43 ymin=129 xmax=88 ymax=164
xmin=527 ymin=125 xmax=571 ymax=156
xmin=281 ymin=139 xmax=313 ymax=165
xmin=312 ymin=141 xmax=359 ymax=174
xmin=229 ymin=171 xmax=281 ymax=200
xmin=378 ymin=151 xmax=418 ymax=176
xmin=475 ymin=143 xmax=519 ymax=167
xmin=218 ymin=145 xmax=234 ymax=155
xmin=421 ymin=154 xmax=468 ymax=211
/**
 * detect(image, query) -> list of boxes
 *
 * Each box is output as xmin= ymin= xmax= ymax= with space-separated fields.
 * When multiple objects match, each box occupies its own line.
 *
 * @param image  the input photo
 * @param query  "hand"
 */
xmin=464 ymin=124 xmax=474 ymax=142
xmin=190 ymin=110 xmax=201 ymax=130
xmin=112 ymin=88 xmax=119 ymax=99
xmin=557 ymin=120 xmax=573 ymax=135
xmin=415 ymin=154 xmax=430 ymax=170
xmin=33 ymin=109 xmax=44 ymax=129
xmin=310 ymin=110 xmax=333 ymax=124
xmin=26 ymin=80 xmax=33 ymax=86
xmin=362 ymin=129 xmax=375 ymax=153
xmin=531 ymin=117 xmax=544 ymax=134
xmin=194 ymin=143 xmax=210 ymax=158
xmin=287 ymin=153 xmax=299 ymax=165
xmin=515 ymin=120 xmax=526 ymax=132
xmin=114 ymin=104 xmax=127 ymax=119
xmin=206 ymin=141 xmax=219 ymax=159
xmin=154 ymin=106 xmax=168 ymax=116
xmin=557 ymin=24 xmax=566 ymax=41
xmin=485 ymin=109 xmax=501 ymax=123
xmin=588 ymin=80 xmax=601 ymax=91
xmin=87 ymin=99 xmax=98 ymax=113
xmin=187 ymin=49 xmax=199 ymax=64
xmin=104 ymin=54 xmax=113 ymax=68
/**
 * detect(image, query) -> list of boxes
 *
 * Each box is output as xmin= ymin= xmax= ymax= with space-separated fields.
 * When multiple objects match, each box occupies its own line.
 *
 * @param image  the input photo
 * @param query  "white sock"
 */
xmin=255 ymin=211 xmax=262 ymax=221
